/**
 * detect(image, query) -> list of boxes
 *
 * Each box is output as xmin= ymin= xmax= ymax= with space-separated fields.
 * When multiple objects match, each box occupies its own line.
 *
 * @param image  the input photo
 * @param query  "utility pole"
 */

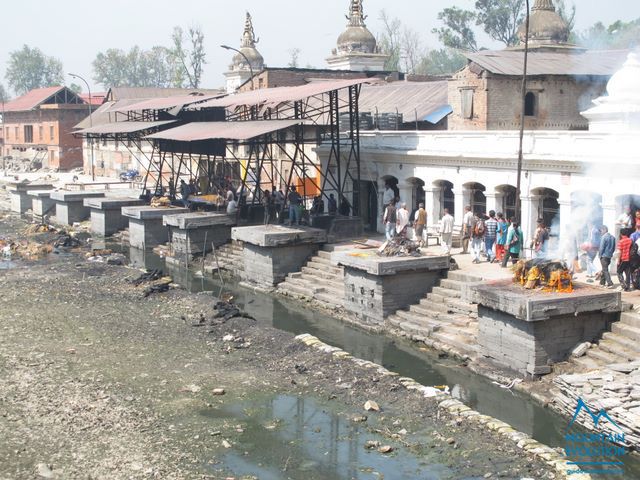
xmin=68 ymin=73 xmax=95 ymax=180
xmin=515 ymin=0 xmax=531 ymax=223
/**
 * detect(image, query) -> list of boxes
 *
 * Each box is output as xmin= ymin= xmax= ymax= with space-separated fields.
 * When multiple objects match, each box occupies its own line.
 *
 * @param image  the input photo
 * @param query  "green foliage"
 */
xmin=377 ymin=10 xmax=402 ymax=71
xmin=288 ymin=48 xmax=301 ymax=68
xmin=575 ymin=18 xmax=640 ymax=49
xmin=172 ymin=25 xmax=207 ymax=88
xmin=420 ymin=49 xmax=468 ymax=76
xmin=475 ymin=0 xmax=525 ymax=47
xmin=93 ymin=46 xmax=179 ymax=88
xmin=433 ymin=7 xmax=478 ymax=52
xmin=5 ymin=45 xmax=64 ymax=95
xmin=0 ymin=83 xmax=8 ymax=103
xmin=68 ymin=83 xmax=82 ymax=94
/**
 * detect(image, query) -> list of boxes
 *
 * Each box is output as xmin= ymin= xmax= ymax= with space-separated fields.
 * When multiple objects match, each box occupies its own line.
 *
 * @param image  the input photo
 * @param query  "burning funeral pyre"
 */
xmin=377 ymin=237 xmax=421 ymax=257
xmin=512 ymin=258 xmax=574 ymax=293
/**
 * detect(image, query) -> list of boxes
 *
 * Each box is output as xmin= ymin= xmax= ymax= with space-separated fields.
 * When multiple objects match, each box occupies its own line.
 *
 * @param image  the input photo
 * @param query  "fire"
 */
xmin=512 ymin=259 xmax=573 ymax=293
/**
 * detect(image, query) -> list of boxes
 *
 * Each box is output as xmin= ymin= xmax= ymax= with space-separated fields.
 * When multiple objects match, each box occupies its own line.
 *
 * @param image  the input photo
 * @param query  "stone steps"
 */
xmin=306 ymin=260 xmax=343 ymax=276
xmin=430 ymin=286 xmax=462 ymax=299
xmin=420 ymin=296 xmax=476 ymax=316
xmin=446 ymin=271 xmax=483 ymax=283
xmin=316 ymin=250 xmax=333 ymax=260
xmin=570 ymin=355 xmax=602 ymax=371
xmin=300 ymin=266 xmax=343 ymax=282
xmin=620 ymin=311 xmax=640 ymax=329
xmin=601 ymin=331 xmax=640 ymax=354
xmin=408 ymin=304 xmax=472 ymax=327
xmin=387 ymin=314 xmax=438 ymax=338
xmin=431 ymin=331 xmax=479 ymax=356
xmin=597 ymin=339 xmax=639 ymax=362
xmin=584 ymin=346 xmax=620 ymax=366
xmin=611 ymin=323 xmax=640 ymax=342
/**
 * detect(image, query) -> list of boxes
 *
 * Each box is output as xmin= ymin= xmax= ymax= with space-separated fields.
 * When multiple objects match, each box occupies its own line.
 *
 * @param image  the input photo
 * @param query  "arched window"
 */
xmin=525 ymin=92 xmax=536 ymax=117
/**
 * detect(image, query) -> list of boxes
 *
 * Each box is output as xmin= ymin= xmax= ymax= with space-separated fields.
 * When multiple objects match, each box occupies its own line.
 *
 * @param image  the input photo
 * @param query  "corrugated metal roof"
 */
xmin=3 ymin=86 xmax=76 ymax=112
xmin=109 ymin=94 xmax=223 ymax=113
xmin=107 ymin=87 xmax=223 ymax=101
xmin=79 ymin=92 xmax=107 ymax=106
xmin=74 ymin=120 xmax=176 ymax=135
xmin=194 ymin=78 xmax=371 ymax=110
xmin=465 ymin=49 xmax=628 ymax=76
xmin=358 ymin=81 xmax=450 ymax=123
xmin=146 ymin=120 xmax=305 ymax=142
xmin=73 ymin=99 xmax=149 ymax=130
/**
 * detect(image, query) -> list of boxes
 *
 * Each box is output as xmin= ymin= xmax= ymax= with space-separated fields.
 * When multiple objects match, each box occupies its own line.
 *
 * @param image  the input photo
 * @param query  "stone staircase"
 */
xmin=204 ymin=241 xmax=244 ymax=276
xmin=386 ymin=271 xmax=482 ymax=358
xmin=570 ymin=307 xmax=640 ymax=370
xmin=277 ymin=250 xmax=345 ymax=310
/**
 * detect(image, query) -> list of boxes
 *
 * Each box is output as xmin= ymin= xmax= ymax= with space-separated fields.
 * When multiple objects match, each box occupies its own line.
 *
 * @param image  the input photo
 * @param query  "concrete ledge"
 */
xmin=27 ymin=190 xmax=55 ymax=198
xmin=163 ymin=212 xmax=236 ymax=229
xmin=121 ymin=206 xmax=190 ymax=220
xmin=337 ymin=252 xmax=450 ymax=276
xmin=84 ymin=197 xmax=147 ymax=210
xmin=50 ymin=191 xmax=106 ymax=202
xmin=231 ymin=225 xmax=327 ymax=247
xmin=7 ymin=183 xmax=53 ymax=193
xmin=468 ymin=279 xmax=621 ymax=322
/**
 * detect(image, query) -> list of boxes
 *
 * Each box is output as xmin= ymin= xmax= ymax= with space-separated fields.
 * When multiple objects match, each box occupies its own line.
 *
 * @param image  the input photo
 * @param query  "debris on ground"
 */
xmin=211 ymin=298 xmax=255 ymax=324
xmin=23 ymin=223 xmax=58 ymax=235
xmin=151 ymin=196 xmax=171 ymax=208
xmin=141 ymin=277 xmax=173 ymax=298
xmin=0 ymin=237 xmax=53 ymax=260
xmin=54 ymin=234 xmax=82 ymax=248
xmin=86 ymin=252 xmax=127 ymax=266
xmin=130 ymin=269 xmax=163 ymax=286
xmin=376 ymin=237 xmax=421 ymax=257
xmin=364 ymin=400 xmax=380 ymax=412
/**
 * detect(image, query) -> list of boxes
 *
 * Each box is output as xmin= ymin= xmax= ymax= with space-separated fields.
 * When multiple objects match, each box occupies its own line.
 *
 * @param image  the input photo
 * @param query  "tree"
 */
xmin=421 ymin=49 xmax=467 ymax=76
xmin=69 ymin=83 xmax=82 ymax=94
xmin=171 ymin=25 xmax=206 ymax=88
xmin=288 ymin=48 xmax=301 ymax=68
xmin=433 ymin=7 xmax=478 ymax=52
xmin=5 ymin=45 xmax=64 ymax=95
xmin=0 ymin=84 xmax=8 ymax=103
xmin=475 ymin=0 xmax=525 ymax=47
xmin=377 ymin=10 xmax=402 ymax=71
xmin=93 ymin=46 xmax=178 ymax=88
xmin=576 ymin=18 xmax=640 ymax=50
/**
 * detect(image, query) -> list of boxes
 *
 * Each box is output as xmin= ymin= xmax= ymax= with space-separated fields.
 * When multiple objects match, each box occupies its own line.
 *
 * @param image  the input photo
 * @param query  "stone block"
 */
xmin=232 ymin=225 xmax=327 ymax=247
xmin=28 ymin=190 xmax=56 ymax=220
xmin=122 ymin=206 xmax=190 ymax=249
xmin=85 ymin=198 xmax=147 ymax=237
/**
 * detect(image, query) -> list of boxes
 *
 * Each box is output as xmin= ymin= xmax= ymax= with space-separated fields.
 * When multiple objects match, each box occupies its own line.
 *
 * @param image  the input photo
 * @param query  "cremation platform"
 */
xmin=121 ymin=206 xmax=190 ymax=249
xmin=8 ymin=183 xmax=54 ymax=214
xmin=27 ymin=190 xmax=56 ymax=221
xmin=84 ymin=197 xmax=147 ymax=236
xmin=231 ymin=225 xmax=327 ymax=288
xmin=337 ymin=252 xmax=450 ymax=328
xmin=164 ymin=212 xmax=236 ymax=256
xmin=467 ymin=280 xmax=622 ymax=376
xmin=50 ymin=190 xmax=106 ymax=225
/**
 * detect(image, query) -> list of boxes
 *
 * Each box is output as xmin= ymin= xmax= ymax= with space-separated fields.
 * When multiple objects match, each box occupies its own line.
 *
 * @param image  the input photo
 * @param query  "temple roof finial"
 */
xmin=346 ymin=0 xmax=367 ymax=27
xmin=241 ymin=12 xmax=258 ymax=48
xmin=532 ymin=0 xmax=556 ymax=11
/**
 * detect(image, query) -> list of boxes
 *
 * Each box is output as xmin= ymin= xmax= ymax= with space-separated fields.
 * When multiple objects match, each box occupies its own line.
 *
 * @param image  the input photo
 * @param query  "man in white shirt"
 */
xmin=462 ymin=205 xmax=474 ymax=254
xmin=439 ymin=208 xmax=454 ymax=254
xmin=382 ymin=185 xmax=395 ymax=208
xmin=226 ymin=198 xmax=238 ymax=215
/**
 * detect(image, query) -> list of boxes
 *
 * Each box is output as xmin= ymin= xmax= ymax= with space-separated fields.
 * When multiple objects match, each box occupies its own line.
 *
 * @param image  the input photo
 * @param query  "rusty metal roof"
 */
xmin=74 ymin=120 xmax=176 ymax=135
xmin=465 ymin=49 xmax=628 ymax=76
xmin=145 ymin=120 xmax=305 ymax=142
xmin=110 ymin=93 xmax=224 ymax=113
xmin=358 ymin=81 xmax=449 ymax=123
xmin=106 ymin=87 xmax=224 ymax=102
xmin=194 ymin=78 xmax=371 ymax=110
xmin=3 ymin=86 xmax=85 ymax=112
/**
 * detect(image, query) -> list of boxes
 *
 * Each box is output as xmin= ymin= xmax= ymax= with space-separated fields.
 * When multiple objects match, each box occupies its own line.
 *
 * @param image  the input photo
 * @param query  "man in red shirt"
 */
xmin=617 ymin=229 xmax=633 ymax=291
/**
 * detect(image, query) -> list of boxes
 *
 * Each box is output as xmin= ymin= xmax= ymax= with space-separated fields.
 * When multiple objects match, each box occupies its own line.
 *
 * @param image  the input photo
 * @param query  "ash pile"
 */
xmin=377 ymin=237 xmax=421 ymax=257
xmin=512 ymin=258 xmax=573 ymax=293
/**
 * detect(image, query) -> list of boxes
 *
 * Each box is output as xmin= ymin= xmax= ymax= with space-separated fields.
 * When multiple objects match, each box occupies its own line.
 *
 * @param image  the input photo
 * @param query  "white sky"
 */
xmin=2 ymin=0 xmax=640 ymax=94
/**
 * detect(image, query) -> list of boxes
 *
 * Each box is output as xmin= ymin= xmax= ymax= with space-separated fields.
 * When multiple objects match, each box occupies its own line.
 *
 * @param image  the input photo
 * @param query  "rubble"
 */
xmin=553 ymin=362 xmax=640 ymax=448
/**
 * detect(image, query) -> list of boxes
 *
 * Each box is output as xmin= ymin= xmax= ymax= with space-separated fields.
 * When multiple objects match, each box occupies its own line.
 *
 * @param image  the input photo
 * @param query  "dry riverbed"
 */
xmin=0 ymin=221 xmax=557 ymax=479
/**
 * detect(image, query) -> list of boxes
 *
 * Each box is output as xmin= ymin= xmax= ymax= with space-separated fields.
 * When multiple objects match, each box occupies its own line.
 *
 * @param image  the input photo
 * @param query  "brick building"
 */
xmin=2 ymin=86 xmax=91 ymax=170
xmin=448 ymin=0 xmax=627 ymax=131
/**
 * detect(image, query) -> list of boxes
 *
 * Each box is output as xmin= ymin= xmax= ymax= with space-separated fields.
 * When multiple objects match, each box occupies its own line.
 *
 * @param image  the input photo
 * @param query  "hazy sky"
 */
xmin=2 ymin=0 xmax=640 ymax=94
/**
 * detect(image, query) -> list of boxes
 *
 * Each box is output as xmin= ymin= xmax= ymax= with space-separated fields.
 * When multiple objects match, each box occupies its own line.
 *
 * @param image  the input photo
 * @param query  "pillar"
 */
xmin=424 ymin=186 xmax=441 ymax=226
xmin=601 ymin=193 xmax=617 ymax=233
xmin=453 ymin=186 xmax=465 ymax=225
xmin=521 ymin=195 xmax=535 ymax=245
xmin=485 ymin=193 xmax=498 ymax=215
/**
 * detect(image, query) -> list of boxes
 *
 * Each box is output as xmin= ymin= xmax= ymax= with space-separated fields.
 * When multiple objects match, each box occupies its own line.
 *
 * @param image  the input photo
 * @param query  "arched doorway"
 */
xmin=407 ymin=177 xmax=425 ymax=210
xmin=433 ymin=180 xmax=454 ymax=219
xmin=380 ymin=175 xmax=399 ymax=202
xmin=532 ymin=187 xmax=560 ymax=230
xmin=496 ymin=184 xmax=517 ymax=221
xmin=465 ymin=182 xmax=486 ymax=216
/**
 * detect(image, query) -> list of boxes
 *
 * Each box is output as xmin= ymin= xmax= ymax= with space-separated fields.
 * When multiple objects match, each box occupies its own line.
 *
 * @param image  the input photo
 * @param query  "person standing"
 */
xmin=383 ymin=203 xmax=397 ymax=241
xmin=495 ymin=212 xmax=508 ymax=263
xmin=461 ymin=206 xmax=474 ymax=254
xmin=439 ymin=208 xmax=454 ymax=255
xmin=599 ymin=225 xmax=616 ymax=288
xmin=414 ymin=203 xmax=427 ymax=246
xmin=274 ymin=188 xmax=285 ymax=223
xmin=617 ymin=229 xmax=633 ymax=291
xmin=585 ymin=223 xmax=602 ymax=279
xmin=617 ymin=206 xmax=633 ymax=230
xmin=288 ymin=186 xmax=302 ymax=225
xmin=532 ymin=219 xmax=550 ymax=258
xmin=396 ymin=203 xmax=410 ymax=238
xmin=484 ymin=210 xmax=498 ymax=263
xmin=328 ymin=193 xmax=337 ymax=215
xmin=262 ymin=189 xmax=271 ymax=225
xmin=382 ymin=183 xmax=395 ymax=208
xmin=180 ymin=179 xmax=191 ymax=208
xmin=502 ymin=219 xmax=523 ymax=267
xmin=471 ymin=212 xmax=485 ymax=264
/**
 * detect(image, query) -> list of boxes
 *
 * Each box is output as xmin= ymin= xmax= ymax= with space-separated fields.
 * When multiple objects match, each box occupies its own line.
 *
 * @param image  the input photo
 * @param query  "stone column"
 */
xmin=521 ymin=195 xmax=535 ymax=246
xmin=485 ymin=193 xmax=498 ymax=215
xmin=494 ymin=192 xmax=505 ymax=215
xmin=453 ymin=186 xmax=465 ymax=225
xmin=398 ymin=185 xmax=412 ymax=207
xmin=424 ymin=186 xmax=441 ymax=226
xmin=601 ymin=194 xmax=617 ymax=232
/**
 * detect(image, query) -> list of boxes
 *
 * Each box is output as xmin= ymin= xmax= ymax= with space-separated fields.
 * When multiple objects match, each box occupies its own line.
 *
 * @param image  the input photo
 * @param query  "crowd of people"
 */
xmin=381 ymin=181 xmax=640 ymax=293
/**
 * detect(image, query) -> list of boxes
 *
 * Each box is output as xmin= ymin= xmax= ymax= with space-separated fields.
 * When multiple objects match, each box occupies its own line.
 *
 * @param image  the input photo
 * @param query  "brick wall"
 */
xmin=448 ymin=65 xmax=489 ymax=130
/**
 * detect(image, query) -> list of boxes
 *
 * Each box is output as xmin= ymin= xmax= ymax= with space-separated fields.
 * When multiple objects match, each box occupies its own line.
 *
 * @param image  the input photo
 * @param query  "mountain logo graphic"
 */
xmin=568 ymin=397 xmax=623 ymax=431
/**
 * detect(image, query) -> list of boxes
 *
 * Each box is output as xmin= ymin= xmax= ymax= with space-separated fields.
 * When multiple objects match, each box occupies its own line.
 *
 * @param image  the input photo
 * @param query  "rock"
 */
xmin=608 ymin=363 xmax=638 ymax=374
xmin=364 ymin=400 xmax=380 ymax=412
xmin=364 ymin=440 xmax=380 ymax=449
xmin=446 ymin=437 xmax=455 ymax=445
xmin=222 ymin=334 xmax=235 ymax=342
xmin=571 ymin=342 xmax=591 ymax=358
xmin=352 ymin=415 xmax=367 ymax=423
xmin=483 ymin=473 xmax=493 ymax=479
xmin=397 ymin=428 xmax=408 ymax=435
xmin=105 ymin=253 xmax=126 ymax=265
xmin=378 ymin=445 xmax=394 ymax=454
xmin=36 ymin=463 xmax=54 ymax=479
xmin=222 ymin=440 xmax=232 ymax=449
xmin=212 ymin=388 xmax=226 ymax=396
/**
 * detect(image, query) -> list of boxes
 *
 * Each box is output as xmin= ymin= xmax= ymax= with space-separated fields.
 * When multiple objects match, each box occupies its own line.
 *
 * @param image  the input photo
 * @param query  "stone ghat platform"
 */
xmin=231 ymin=225 xmax=327 ymax=288
xmin=467 ymin=280 xmax=622 ymax=376
xmin=336 ymin=252 xmax=450 ymax=328
xmin=8 ymin=183 xmax=54 ymax=214
xmin=164 ymin=212 xmax=236 ymax=256
xmin=27 ymin=190 xmax=56 ymax=221
xmin=50 ymin=190 xmax=106 ymax=225
xmin=122 ymin=206 xmax=190 ymax=250
xmin=84 ymin=197 xmax=148 ymax=237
